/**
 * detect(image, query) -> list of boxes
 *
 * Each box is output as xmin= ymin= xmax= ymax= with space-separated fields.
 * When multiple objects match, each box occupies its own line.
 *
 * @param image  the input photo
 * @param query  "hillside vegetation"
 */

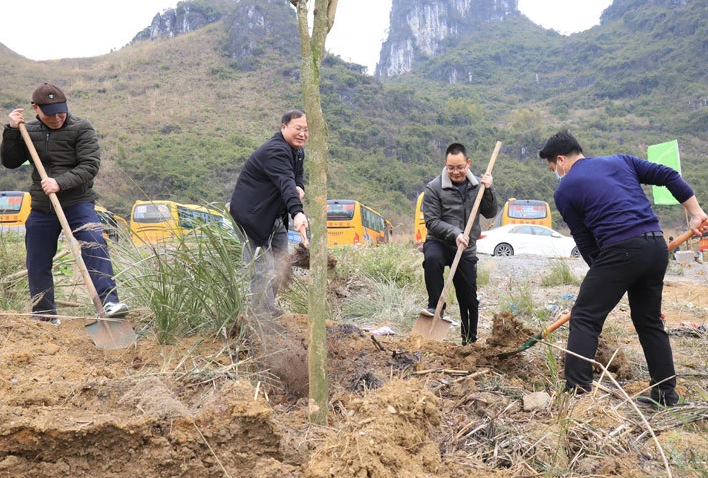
xmin=0 ymin=0 xmax=706 ymax=233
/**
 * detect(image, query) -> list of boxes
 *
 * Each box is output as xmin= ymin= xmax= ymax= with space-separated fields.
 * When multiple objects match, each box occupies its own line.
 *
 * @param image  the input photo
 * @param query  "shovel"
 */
xmin=494 ymin=229 xmax=696 ymax=359
xmin=411 ymin=141 xmax=502 ymax=341
xmin=19 ymin=123 xmax=135 ymax=349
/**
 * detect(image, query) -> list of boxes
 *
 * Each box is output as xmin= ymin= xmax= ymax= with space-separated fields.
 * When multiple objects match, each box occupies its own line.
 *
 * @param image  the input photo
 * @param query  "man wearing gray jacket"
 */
xmin=421 ymin=143 xmax=498 ymax=344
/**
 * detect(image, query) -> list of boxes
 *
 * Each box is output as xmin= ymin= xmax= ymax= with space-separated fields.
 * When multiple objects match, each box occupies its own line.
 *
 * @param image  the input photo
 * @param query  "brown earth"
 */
xmin=1 ymin=259 xmax=708 ymax=477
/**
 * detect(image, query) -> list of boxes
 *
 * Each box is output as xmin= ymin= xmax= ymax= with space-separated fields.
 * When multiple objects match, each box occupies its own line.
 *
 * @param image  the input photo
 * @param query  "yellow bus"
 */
xmin=95 ymin=205 xmax=129 ymax=242
xmin=0 ymin=191 xmax=31 ymax=233
xmin=327 ymin=199 xmax=391 ymax=247
xmin=130 ymin=200 xmax=229 ymax=245
xmin=414 ymin=192 xmax=427 ymax=248
xmin=493 ymin=198 xmax=552 ymax=229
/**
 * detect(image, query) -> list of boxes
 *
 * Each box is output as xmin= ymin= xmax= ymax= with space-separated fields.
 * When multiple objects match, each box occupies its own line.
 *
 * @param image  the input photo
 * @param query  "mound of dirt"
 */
xmin=0 ymin=314 xmax=284 ymax=478
xmin=486 ymin=311 xmax=535 ymax=350
xmin=307 ymin=379 xmax=443 ymax=478
xmin=594 ymin=336 xmax=633 ymax=380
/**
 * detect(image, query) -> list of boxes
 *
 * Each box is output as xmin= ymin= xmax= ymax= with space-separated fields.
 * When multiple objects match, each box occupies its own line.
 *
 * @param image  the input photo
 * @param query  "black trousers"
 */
xmin=423 ymin=241 xmax=478 ymax=342
xmin=565 ymin=233 xmax=677 ymax=402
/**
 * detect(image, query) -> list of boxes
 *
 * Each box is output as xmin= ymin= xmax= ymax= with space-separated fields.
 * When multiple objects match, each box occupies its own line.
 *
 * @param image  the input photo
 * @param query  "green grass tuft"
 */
xmin=541 ymin=260 xmax=581 ymax=287
xmin=111 ymin=219 xmax=250 ymax=344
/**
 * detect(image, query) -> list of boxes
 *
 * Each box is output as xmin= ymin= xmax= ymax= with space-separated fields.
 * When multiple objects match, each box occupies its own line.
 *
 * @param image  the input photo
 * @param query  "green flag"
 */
xmin=648 ymin=140 xmax=681 ymax=206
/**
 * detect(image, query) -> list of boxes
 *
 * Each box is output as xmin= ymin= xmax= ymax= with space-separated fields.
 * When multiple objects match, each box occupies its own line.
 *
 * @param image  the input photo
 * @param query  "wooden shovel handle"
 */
xmin=668 ymin=230 xmax=694 ymax=252
xmin=543 ymin=312 xmax=571 ymax=338
xmin=19 ymin=123 xmax=107 ymax=318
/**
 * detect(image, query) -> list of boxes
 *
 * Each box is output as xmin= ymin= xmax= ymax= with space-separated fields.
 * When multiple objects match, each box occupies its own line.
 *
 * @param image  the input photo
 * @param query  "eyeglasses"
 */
xmin=446 ymin=164 xmax=468 ymax=172
xmin=287 ymin=125 xmax=309 ymax=135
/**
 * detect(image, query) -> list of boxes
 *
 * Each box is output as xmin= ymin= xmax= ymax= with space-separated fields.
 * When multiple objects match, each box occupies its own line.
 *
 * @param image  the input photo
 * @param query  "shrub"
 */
xmin=331 ymin=244 xmax=422 ymax=286
xmin=111 ymin=221 xmax=249 ymax=344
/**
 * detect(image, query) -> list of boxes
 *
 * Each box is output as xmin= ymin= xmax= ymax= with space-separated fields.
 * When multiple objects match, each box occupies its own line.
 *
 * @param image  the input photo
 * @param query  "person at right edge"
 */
xmin=421 ymin=143 xmax=498 ymax=346
xmin=539 ymin=130 xmax=708 ymax=408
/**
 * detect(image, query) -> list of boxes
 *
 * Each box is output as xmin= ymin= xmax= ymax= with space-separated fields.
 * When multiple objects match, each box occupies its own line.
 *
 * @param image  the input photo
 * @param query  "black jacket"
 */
xmin=229 ymin=131 xmax=305 ymax=246
xmin=1 ymin=115 xmax=100 ymax=213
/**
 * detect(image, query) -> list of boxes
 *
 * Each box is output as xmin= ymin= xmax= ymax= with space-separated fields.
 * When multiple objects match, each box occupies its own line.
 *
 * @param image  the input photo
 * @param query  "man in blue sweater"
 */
xmin=539 ymin=131 xmax=708 ymax=407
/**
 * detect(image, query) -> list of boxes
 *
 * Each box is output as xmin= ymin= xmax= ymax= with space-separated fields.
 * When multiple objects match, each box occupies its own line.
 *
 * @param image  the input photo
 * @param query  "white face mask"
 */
xmin=554 ymin=161 xmax=566 ymax=181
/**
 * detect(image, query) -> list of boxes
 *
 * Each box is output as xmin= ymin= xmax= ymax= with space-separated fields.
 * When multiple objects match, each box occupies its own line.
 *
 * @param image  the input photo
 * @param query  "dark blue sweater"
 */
xmin=554 ymin=154 xmax=693 ymax=265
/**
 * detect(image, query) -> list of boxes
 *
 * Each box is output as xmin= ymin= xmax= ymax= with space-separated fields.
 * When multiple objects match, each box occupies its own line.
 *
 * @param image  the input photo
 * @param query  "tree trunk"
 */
xmin=293 ymin=0 xmax=338 ymax=426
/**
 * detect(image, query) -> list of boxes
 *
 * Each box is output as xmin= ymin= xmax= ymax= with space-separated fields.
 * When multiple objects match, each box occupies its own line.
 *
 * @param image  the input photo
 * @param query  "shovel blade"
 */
xmin=411 ymin=314 xmax=452 ymax=341
xmin=85 ymin=319 xmax=136 ymax=350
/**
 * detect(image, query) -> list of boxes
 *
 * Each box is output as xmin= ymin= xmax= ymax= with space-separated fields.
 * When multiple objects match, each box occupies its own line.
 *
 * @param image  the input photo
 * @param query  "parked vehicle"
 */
xmin=130 ymin=200 xmax=229 ymax=245
xmin=327 ymin=199 xmax=391 ymax=247
xmin=0 ymin=191 xmax=30 ymax=234
xmin=95 ymin=205 xmax=128 ymax=242
xmin=477 ymin=224 xmax=580 ymax=258
xmin=287 ymin=214 xmax=312 ymax=248
xmin=492 ymin=198 xmax=552 ymax=229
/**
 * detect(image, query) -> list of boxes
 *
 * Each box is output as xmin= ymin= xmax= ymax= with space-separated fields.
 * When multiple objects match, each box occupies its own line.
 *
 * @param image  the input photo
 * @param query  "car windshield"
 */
xmin=511 ymin=225 xmax=535 ymax=235
xmin=532 ymin=226 xmax=554 ymax=237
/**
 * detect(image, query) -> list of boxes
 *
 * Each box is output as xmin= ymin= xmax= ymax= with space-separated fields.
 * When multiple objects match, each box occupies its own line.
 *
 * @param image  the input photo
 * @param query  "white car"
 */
xmin=477 ymin=224 xmax=580 ymax=258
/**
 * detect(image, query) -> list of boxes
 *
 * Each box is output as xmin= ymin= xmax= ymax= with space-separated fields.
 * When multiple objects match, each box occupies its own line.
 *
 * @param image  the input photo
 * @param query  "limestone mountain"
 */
xmin=133 ymin=0 xmax=298 ymax=72
xmin=376 ymin=0 xmax=520 ymax=79
xmin=132 ymin=2 xmax=225 ymax=41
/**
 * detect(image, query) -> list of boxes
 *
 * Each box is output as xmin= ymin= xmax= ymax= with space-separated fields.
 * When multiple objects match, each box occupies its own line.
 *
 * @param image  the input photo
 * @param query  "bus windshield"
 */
xmin=327 ymin=200 xmax=356 ymax=221
xmin=0 ymin=192 xmax=25 ymax=214
xmin=507 ymin=201 xmax=548 ymax=220
xmin=132 ymin=203 xmax=173 ymax=223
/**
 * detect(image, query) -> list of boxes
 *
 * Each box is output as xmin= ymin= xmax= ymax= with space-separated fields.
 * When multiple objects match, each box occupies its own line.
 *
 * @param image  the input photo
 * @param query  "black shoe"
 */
xmin=564 ymin=384 xmax=590 ymax=395
xmin=461 ymin=336 xmax=477 ymax=346
xmin=636 ymin=394 xmax=681 ymax=409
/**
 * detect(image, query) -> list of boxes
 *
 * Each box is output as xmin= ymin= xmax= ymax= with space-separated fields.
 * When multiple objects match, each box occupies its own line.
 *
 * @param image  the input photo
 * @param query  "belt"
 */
xmin=642 ymin=231 xmax=663 ymax=237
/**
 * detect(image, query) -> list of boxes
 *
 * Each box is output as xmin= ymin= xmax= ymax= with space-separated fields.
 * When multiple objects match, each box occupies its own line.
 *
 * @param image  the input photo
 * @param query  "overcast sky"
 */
xmin=0 ymin=0 xmax=613 ymax=75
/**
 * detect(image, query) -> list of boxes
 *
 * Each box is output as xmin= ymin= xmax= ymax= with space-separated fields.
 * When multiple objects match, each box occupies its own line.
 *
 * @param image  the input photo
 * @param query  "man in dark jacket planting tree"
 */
xmin=1 ymin=83 xmax=129 ymax=324
xmin=421 ymin=143 xmax=498 ymax=345
xmin=229 ymin=109 xmax=309 ymax=317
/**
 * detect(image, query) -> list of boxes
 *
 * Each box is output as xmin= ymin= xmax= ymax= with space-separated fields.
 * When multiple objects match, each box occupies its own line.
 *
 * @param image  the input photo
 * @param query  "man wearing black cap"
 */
xmin=1 ymin=82 xmax=129 ymax=324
